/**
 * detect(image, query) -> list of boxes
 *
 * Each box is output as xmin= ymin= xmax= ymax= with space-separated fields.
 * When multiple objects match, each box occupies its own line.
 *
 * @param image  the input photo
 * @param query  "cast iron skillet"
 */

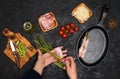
xmin=75 ymin=4 xmax=110 ymax=67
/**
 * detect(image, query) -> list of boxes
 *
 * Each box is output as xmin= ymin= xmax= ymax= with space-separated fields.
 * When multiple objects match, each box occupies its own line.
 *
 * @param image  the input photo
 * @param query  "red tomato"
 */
xmin=60 ymin=26 xmax=65 ymax=31
xmin=70 ymin=23 xmax=75 ymax=28
xmin=62 ymin=34 xmax=67 ymax=38
xmin=65 ymin=24 xmax=71 ymax=30
xmin=74 ymin=26 xmax=79 ymax=31
xmin=69 ymin=29 xmax=74 ymax=34
xmin=59 ymin=30 xmax=64 ymax=35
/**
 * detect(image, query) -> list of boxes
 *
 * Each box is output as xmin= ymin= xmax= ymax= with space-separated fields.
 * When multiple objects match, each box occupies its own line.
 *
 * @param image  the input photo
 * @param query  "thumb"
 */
xmin=65 ymin=60 xmax=70 ymax=70
xmin=37 ymin=49 xmax=42 ymax=59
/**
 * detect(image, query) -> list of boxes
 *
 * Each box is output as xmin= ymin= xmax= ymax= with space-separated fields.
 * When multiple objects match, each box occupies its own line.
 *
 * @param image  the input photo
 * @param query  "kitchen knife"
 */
xmin=9 ymin=39 xmax=20 ymax=67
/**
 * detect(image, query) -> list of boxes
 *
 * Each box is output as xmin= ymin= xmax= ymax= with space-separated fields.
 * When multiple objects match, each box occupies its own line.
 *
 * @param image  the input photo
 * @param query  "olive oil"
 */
xmin=23 ymin=21 xmax=35 ymax=33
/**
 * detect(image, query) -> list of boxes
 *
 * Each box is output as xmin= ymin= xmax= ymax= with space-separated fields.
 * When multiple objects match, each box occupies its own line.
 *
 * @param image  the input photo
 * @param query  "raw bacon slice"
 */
xmin=79 ymin=36 xmax=89 ymax=58
xmin=38 ymin=12 xmax=58 ymax=32
xmin=51 ymin=47 xmax=63 ymax=58
xmin=39 ymin=13 xmax=54 ymax=31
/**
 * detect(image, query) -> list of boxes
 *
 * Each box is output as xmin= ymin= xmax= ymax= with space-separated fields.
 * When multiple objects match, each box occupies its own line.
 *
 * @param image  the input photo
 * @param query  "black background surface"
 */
xmin=0 ymin=0 xmax=120 ymax=79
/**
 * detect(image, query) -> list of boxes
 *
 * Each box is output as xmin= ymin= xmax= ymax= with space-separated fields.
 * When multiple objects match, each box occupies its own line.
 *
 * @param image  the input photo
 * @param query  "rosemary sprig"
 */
xmin=33 ymin=35 xmax=65 ymax=68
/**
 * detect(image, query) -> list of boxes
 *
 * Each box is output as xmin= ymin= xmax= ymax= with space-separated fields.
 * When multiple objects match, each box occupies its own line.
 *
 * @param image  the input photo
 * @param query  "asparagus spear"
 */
xmin=33 ymin=35 xmax=65 ymax=68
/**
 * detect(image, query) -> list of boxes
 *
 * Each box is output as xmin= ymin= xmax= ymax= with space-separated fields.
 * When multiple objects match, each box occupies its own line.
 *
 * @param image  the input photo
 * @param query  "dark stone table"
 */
xmin=0 ymin=0 xmax=120 ymax=79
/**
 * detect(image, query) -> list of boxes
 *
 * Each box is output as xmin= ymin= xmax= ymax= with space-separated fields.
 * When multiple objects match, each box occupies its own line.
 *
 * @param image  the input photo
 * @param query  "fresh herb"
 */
xmin=33 ymin=35 xmax=65 ymax=68
xmin=15 ymin=40 xmax=27 ymax=57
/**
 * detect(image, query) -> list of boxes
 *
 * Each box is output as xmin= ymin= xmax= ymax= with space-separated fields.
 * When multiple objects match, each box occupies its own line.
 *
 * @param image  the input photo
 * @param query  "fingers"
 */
xmin=51 ymin=49 xmax=56 ymax=53
xmin=65 ymin=57 xmax=74 ymax=63
xmin=59 ymin=46 xmax=67 ymax=55
xmin=44 ymin=52 xmax=57 ymax=62
xmin=65 ymin=60 xmax=71 ymax=70
xmin=64 ymin=57 xmax=76 ymax=67
xmin=70 ymin=57 xmax=76 ymax=67
xmin=64 ymin=57 xmax=76 ymax=72
xmin=49 ymin=56 xmax=57 ymax=62
xmin=44 ymin=54 xmax=58 ymax=67
xmin=37 ymin=49 xmax=42 ymax=59
xmin=63 ymin=54 xmax=67 ymax=58
xmin=59 ymin=46 xmax=63 ymax=49
xmin=51 ymin=46 xmax=67 ymax=58
xmin=64 ymin=57 xmax=72 ymax=65
xmin=64 ymin=57 xmax=72 ymax=70
xmin=46 ymin=57 xmax=56 ymax=65
xmin=37 ymin=46 xmax=68 ymax=61
xmin=37 ymin=49 xmax=42 ymax=55
xmin=44 ymin=53 xmax=53 ymax=58
xmin=52 ymin=46 xmax=63 ymax=52
xmin=62 ymin=50 xmax=67 ymax=54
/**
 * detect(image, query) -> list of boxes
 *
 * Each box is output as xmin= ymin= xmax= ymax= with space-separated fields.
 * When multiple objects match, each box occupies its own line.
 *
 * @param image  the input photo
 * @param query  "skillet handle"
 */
xmin=98 ymin=4 xmax=110 ymax=26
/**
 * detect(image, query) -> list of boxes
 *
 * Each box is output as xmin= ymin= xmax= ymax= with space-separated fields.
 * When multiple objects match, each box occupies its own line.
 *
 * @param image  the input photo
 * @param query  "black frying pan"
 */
xmin=75 ymin=4 xmax=110 ymax=67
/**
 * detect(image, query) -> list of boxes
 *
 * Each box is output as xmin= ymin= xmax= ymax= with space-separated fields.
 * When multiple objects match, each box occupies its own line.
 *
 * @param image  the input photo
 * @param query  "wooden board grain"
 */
xmin=2 ymin=28 xmax=37 ymax=68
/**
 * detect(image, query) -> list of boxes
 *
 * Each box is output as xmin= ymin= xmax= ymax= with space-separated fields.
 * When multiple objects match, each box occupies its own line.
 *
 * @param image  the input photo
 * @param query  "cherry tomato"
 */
xmin=59 ymin=30 xmax=64 ymax=35
xmin=62 ymin=34 xmax=67 ymax=38
xmin=70 ymin=23 xmax=75 ymax=28
xmin=74 ymin=26 xmax=79 ymax=31
xmin=65 ymin=24 xmax=71 ymax=30
xmin=60 ymin=26 xmax=65 ymax=31
xmin=59 ymin=22 xmax=79 ymax=38
xmin=69 ymin=29 xmax=74 ymax=34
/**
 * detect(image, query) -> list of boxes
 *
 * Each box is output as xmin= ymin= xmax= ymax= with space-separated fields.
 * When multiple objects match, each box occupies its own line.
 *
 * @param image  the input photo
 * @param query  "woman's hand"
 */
xmin=51 ymin=46 xmax=67 ymax=58
xmin=33 ymin=49 xmax=57 ymax=75
xmin=33 ymin=46 xmax=67 ymax=75
xmin=64 ymin=57 xmax=77 ymax=79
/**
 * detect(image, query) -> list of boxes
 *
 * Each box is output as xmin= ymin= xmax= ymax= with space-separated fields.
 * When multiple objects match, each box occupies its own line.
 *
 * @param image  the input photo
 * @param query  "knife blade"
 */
xmin=9 ymin=39 xmax=20 ymax=67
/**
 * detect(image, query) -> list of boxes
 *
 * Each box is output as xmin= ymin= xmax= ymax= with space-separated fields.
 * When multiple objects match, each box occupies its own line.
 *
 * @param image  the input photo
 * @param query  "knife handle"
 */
xmin=13 ymin=51 xmax=20 ymax=67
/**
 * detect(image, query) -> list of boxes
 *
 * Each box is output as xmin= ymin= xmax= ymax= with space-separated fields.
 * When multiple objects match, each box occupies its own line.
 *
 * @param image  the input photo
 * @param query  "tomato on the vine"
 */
xmin=62 ymin=34 xmax=67 ymax=38
xmin=65 ymin=24 xmax=71 ymax=30
xmin=59 ymin=22 xmax=79 ymax=38
xmin=69 ymin=29 xmax=74 ymax=34
xmin=74 ymin=26 xmax=79 ymax=31
xmin=59 ymin=30 xmax=64 ymax=35
xmin=60 ymin=26 xmax=65 ymax=31
xmin=70 ymin=23 xmax=75 ymax=28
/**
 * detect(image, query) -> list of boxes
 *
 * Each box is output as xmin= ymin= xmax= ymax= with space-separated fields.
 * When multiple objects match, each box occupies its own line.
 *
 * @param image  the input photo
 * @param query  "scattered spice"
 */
xmin=108 ymin=18 xmax=117 ymax=29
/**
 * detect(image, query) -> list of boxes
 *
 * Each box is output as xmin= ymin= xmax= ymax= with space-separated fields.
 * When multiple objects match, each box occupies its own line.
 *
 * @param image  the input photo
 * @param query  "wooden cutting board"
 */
xmin=2 ymin=28 xmax=37 ymax=68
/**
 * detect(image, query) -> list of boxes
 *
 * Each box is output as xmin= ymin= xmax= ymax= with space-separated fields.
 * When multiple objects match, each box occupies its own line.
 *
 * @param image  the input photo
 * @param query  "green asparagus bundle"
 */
xmin=33 ymin=35 xmax=65 ymax=69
